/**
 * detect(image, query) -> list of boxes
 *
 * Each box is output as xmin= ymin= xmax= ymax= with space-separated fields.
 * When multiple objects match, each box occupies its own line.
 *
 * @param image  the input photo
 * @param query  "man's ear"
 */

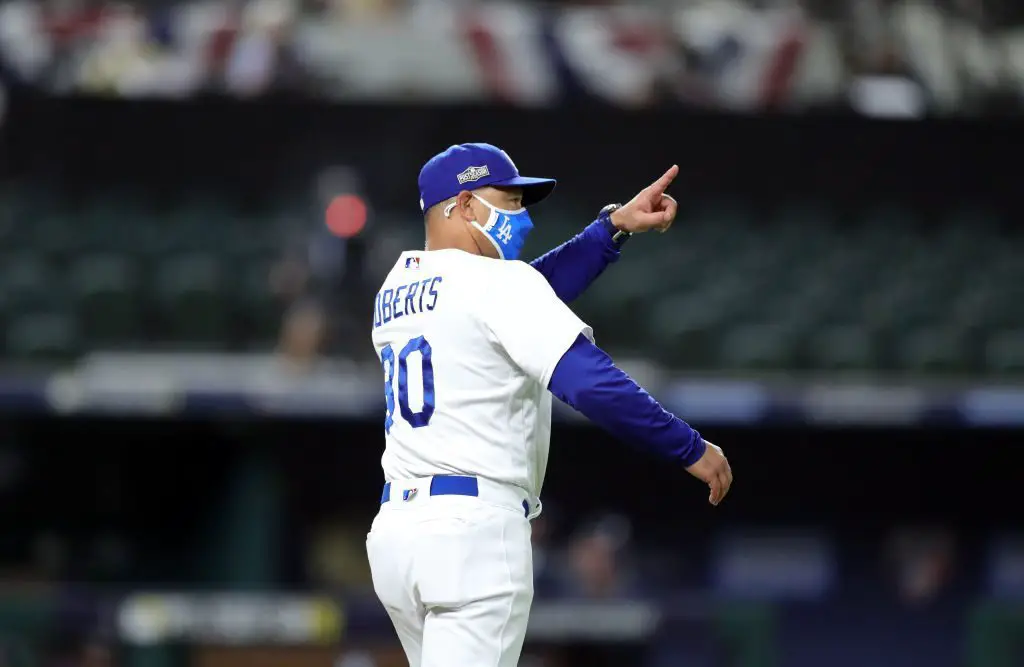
xmin=456 ymin=190 xmax=476 ymax=222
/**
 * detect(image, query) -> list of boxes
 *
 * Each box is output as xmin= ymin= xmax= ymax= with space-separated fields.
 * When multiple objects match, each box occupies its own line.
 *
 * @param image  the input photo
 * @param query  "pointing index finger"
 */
xmin=650 ymin=164 xmax=679 ymax=194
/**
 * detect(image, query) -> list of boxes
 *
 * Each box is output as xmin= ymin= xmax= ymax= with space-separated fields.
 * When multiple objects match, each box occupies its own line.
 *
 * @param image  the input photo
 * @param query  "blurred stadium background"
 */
xmin=1 ymin=0 xmax=1023 ymax=665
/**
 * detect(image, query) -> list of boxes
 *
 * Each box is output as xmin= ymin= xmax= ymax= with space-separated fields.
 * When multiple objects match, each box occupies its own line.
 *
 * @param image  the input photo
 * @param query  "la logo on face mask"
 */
xmin=470 ymin=194 xmax=534 ymax=260
xmin=496 ymin=216 xmax=513 ymax=244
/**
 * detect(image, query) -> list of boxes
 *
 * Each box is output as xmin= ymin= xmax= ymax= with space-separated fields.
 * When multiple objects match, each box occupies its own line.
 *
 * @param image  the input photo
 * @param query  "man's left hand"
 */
xmin=610 ymin=164 xmax=679 ymax=234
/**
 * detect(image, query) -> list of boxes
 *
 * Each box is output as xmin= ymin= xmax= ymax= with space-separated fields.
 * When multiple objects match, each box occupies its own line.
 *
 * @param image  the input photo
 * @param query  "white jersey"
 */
xmin=371 ymin=249 xmax=592 ymax=500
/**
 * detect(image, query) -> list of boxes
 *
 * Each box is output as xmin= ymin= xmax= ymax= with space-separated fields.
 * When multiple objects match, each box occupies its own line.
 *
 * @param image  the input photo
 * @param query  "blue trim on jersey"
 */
xmin=530 ymin=218 xmax=621 ymax=303
xmin=548 ymin=334 xmax=707 ymax=467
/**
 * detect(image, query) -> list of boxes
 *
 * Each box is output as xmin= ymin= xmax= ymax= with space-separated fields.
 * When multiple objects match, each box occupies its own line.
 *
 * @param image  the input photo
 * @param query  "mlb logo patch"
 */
xmin=402 ymin=488 xmax=418 ymax=501
xmin=405 ymin=257 xmax=420 ymax=270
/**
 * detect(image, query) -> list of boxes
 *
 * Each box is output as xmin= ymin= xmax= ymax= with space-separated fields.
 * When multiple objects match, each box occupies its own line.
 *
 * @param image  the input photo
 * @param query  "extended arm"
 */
xmin=548 ymin=333 xmax=706 ymax=466
xmin=528 ymin=162 xmax=682 ymax=304
xmin=487 ymin=261 xmax=731 ymax=504
xmin=529 ymin=216 xmax=622 ymax=304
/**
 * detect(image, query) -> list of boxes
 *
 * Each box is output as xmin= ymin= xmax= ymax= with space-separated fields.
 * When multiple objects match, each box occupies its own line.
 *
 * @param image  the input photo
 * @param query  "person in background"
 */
xmin=884 ymin=526 xmax=958 ymax=605
xmin=269 ymin=165 xmax=370 ymax=364
xmin=276 ymin=298 xmax=328 ymax=373
xmin=307 ymin=520 xmax=373 ymax=591
xmin=553 ymin=514 xmax=646 ymax=600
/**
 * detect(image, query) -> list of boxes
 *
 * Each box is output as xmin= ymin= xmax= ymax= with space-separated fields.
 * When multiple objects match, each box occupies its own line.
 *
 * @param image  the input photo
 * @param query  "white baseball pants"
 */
xmin=366 ymin=477 xmax=535 ymax=667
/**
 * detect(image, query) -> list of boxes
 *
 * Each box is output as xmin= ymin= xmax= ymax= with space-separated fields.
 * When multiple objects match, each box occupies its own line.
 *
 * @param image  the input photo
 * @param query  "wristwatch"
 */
xmin=599 ymin=203 xmax=632 ymax=247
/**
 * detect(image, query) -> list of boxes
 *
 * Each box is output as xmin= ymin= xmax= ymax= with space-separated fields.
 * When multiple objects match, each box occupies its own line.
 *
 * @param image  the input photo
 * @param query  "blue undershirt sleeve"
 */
xmin=529 ymin=218 xmax=621 ymax=304
xmin=547 ymin=334 xmax=706 ymax=466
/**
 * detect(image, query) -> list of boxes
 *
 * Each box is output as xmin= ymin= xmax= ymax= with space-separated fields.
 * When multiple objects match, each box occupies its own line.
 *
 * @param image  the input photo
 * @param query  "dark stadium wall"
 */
xmin=5 ymin=94 xmax=1024 ymax=220
xmin=6 ymin=416 xmax=1014 ymax=548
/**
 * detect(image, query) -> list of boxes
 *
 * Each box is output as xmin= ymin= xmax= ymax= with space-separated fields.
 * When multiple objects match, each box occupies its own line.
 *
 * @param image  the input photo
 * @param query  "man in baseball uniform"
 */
xmin=368 ymin=143 xmax=732 ymax=667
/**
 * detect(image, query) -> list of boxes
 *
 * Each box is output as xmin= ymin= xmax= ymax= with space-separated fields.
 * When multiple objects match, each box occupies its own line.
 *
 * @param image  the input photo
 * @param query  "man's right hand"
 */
xmin=686 ymin=440 xmax=733 ymax=506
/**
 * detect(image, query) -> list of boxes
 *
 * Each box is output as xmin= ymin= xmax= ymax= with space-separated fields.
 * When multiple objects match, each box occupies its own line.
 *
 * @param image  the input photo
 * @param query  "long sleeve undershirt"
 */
xmin=529 ymin=218 xmax=621 ymax=304
xmin=548 ymin=334 xmax=706 ymax=467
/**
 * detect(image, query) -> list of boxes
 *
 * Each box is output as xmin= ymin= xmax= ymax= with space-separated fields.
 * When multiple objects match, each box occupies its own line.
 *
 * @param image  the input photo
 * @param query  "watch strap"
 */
xmin=599 ymin=203 xmax=631 ymax=247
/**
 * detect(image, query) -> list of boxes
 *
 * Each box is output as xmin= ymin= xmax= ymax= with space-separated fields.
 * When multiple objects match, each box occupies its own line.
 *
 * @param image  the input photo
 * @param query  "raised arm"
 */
xmin=530 ymin=165 xmax=682 ymax=304
xmin=529 ymin=213 xmax=623 ymax=304
xmin=548 ymin=333 xmax=733 ymax=506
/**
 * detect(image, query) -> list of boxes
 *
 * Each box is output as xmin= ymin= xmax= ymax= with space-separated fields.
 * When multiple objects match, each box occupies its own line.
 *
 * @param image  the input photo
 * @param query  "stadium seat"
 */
xmin=229 ymin=218 xmax=284 ymax=261
xmin=896 ymin=327 xmax=973 ymax=375
xmin=718 ymin=322 xmax=802 ymax=371
xmin=6 ymin=313 xmax=79 ymax=362
xmin=648 ymin=294 xmax=725 ymax=370
xmin=3 ymin=186 xmax=1021 ymax=376
xmin=158 ymin=197 xmax=234 ymax=254
xmin=804 ymin=325 xmax=882 ymax=372
xmin=69 ymin=254 xmax=142 ymax=348
xmin=1 ymin=255 xmax=62 ymax=312
xmin=984 ymin=329 xmax=1024 ymax=376
xmin=232 ymin=259 xmax=283 ymax=348
xmin=154 ymin=254 xmax=229 ymax=347
xmin=25 ymin=213 xmax=88 ymax=261
xmin=953 ymin=285 xmax=1024 ymax=330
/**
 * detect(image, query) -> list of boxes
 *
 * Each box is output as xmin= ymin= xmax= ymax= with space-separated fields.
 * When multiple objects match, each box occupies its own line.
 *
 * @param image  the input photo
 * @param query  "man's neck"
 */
xmin=425 ymin=227 xmax=485 ymax=256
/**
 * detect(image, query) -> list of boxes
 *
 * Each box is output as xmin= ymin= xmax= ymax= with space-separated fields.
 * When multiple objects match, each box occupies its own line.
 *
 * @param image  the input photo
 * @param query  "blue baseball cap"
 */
xmin=418 ymin=143 xmax=556 ymax=212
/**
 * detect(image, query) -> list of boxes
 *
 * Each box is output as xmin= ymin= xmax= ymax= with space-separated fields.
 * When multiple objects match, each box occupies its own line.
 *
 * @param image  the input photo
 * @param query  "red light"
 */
xmin=325 ymin=195 xmax=368 ymax=238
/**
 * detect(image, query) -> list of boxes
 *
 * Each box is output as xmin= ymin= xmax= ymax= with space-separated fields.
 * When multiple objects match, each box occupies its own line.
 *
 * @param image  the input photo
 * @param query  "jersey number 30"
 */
xmin=380 ymin=335 xmax=435 ymax=433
